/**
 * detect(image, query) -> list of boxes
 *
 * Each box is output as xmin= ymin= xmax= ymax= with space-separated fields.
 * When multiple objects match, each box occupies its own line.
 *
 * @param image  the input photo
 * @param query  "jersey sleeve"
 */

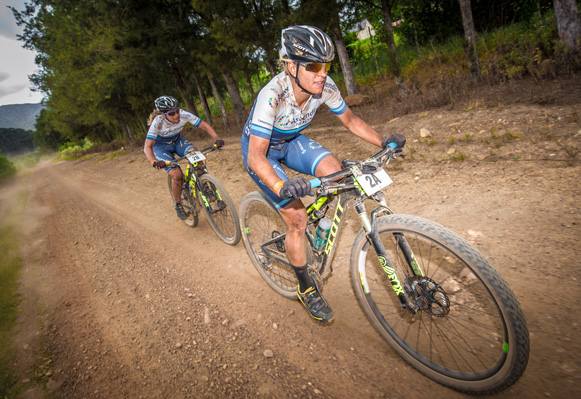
xmin=181 ymin=111 xmax=202 ymax=127
xmin=322 ymin=77 xmax=348 ymax=116
xmin=248 ymin=87 xmax=278 ymax=141
xmin=146 ymin=116 xmax=163 ymax=140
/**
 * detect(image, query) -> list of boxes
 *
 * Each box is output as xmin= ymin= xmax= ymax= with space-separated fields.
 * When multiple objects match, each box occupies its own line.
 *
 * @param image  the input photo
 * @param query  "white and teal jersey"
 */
xmin=241 ymin=72 xmax=348 ymax=147
xmin=146 ymin=110 xmax=202 ymax=143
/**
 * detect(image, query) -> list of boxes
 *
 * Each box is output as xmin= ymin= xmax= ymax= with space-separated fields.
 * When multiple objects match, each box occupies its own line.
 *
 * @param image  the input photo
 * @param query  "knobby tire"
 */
xmin=198 ymin=173 xmax=241 ymax=245
xmin=350 ymin=214 xmax=529 ymax=394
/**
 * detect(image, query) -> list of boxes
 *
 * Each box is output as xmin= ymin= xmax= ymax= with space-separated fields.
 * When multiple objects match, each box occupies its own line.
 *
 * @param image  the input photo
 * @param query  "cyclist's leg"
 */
xmin=175 ymin=136 xmax=196 ymax=157
xmin=264 ymin=135 xmax=341 ymax=272
xmin=283 ymin=135 xmax=341 ymax=177
xmin=243 ymin=145 xmax=309 ymax=277
xmin=167 ymin=167 xmax=184 ymax=201
xmin=253 ymin=136 xmax=335 ymax=321
xmin=175 ymin=135 xmax=206 ymax=171
xmin=154 ymin=142 xmax=184 ymax=204
xmin=278 ymin=200 xmax=308 ymax=267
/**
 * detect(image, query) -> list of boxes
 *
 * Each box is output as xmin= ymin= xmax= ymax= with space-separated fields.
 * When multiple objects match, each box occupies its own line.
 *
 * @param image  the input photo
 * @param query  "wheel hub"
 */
xmin=408 ymin=276 xmax=450 ymax=316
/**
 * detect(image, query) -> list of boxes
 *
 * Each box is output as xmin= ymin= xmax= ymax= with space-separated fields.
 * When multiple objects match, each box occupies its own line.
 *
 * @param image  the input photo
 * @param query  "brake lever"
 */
xmin=361 ymin=160 xmax=383 ymax=173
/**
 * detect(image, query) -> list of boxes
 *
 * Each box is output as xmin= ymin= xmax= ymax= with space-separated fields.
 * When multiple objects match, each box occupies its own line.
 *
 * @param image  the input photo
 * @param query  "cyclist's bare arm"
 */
xmin=144 ymin=139 xmax=156 ymax=164
xmin=199 ymin=120 xmax=222 ymax=142
xmin=335 ymin=108 xmax=383 ymax=147
xmin=247 ymin=135 xmax=285 ymax=194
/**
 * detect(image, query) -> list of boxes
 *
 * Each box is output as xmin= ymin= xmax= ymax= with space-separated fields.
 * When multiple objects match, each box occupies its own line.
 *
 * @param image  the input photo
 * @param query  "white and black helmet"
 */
xmin=154 ymin=95 xmax=179 ymax=112
xmin=279 ymin=25 xmax=335 ymax=64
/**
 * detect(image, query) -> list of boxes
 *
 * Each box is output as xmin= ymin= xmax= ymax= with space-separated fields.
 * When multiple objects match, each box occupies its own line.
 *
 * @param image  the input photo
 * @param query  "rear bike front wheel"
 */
xmin=350 ymin=214 xmax=529 ymax=394
xmin=197 ymin=173 xmax=241 ymax=245
xmin=167 ymin=174 xmax=198 ymax=227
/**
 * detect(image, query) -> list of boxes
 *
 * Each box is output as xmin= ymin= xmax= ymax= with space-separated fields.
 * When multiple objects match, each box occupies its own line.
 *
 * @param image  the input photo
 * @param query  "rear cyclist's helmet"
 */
xmin=154 ymin=95 xmax=179 ymax=112
xmin=279 ymin=25 xmax=334 ymax=64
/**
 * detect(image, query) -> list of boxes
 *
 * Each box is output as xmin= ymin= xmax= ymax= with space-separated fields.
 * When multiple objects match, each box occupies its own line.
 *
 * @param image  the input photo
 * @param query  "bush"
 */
xmin=0 ymin=153 xmax=17 ymax=180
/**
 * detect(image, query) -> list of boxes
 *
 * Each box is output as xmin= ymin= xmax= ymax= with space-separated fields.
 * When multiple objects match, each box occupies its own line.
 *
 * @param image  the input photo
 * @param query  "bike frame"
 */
xmin=259 ymin=147 xmax=422 ymax=312
xmin=171 ymin=145 xmax=221 ymax=212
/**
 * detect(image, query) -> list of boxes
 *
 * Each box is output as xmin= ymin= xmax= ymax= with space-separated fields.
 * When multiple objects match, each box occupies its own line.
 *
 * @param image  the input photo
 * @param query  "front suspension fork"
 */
xmin=356 ymin=200 xmax=418 ymax=313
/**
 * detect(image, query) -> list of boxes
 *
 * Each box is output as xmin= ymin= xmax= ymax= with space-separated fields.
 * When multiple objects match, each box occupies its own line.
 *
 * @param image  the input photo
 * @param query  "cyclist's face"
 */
xmin=164 ymin=108 xmax=180 ymax=122
xmin=291 ymin=62 xmax=328 ymax=95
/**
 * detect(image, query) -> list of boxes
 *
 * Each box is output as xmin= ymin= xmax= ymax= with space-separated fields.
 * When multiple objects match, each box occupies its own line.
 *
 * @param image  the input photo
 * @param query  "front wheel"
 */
xmin=350 ymin=214 xmax=529 ymax=394
xmin=167 ymin=173 xmax=198 ymax=227
xmin=197 ymin=173 xmax=241 ymax=245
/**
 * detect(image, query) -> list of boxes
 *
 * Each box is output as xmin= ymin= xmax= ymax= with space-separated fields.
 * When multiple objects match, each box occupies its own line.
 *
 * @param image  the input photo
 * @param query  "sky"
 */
xmin=0 ymin=0 xmax=44 ymax=106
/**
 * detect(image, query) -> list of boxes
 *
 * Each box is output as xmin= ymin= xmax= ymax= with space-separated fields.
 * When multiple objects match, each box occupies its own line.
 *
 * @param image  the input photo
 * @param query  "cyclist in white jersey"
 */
xmin=242 ymin=26 xmax=405 ymax=323
xmin=145 ymin=95 xmax=224 ymax=220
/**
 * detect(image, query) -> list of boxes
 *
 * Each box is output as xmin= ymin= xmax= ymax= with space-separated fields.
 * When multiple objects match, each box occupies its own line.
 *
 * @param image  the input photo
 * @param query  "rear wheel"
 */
xmin=198 ymin=173 xmax=241 ymax=245
xmin=239 ymin=192 xmax=297 ymax=299
xmin=350 ymin=214 xmax=529 ymax=394
xmin=167 ymin=173 xmax=197 ymax=227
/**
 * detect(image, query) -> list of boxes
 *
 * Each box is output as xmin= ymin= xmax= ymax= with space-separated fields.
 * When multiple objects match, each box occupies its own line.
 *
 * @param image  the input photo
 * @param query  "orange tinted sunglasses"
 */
xmin=302 ymin=62 xmax=331 ymax=73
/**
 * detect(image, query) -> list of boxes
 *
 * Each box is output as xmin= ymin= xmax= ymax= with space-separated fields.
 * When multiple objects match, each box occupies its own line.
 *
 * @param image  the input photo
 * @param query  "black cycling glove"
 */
xmin=215 ymin=139 xmax=225 ymax=148
xmin=279 ymin=177 xmax=311 ymax=199
xmin=382 ymin=133 xmax=406 ymax=149
xmin=152 ymin=160 xmax=167 ymax=170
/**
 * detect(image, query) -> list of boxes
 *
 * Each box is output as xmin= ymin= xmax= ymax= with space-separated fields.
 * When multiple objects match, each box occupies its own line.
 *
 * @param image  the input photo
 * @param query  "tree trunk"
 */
xmin=177 ymin=86 xmax=198 ymax=117
xmin=221 ymin=69 xmax=246 ymax=125
xmin=244 ymin=70 xmax=256 ymax=100
xmin=368 ymin=26 xmax=380 ymax=75
xmin=411 ymin=9 xmax=421 ymax=59
xmin=265 ymin=57 xmax=277 ymax=78
xmin=192 ymin=70 xmax=213 ymax=126
xmin=380 ymin=0 xmax=406 ymax=93
xmin=171 ymin=65 xmax=198 ymax=116
xmin=458 ymin=0 xmax=481 ymax=81
xmin=329 ymin=15 xmax=357 ymax=96
xmin=553 ymin=0 xmax=581 ymax=56
xmin=118 ymin=117 xmax=134 ymax=140
xmin=208 ymin=74 xmax=228 ymax=128
xmin=280 ymin=0 xmax=290 ymax=15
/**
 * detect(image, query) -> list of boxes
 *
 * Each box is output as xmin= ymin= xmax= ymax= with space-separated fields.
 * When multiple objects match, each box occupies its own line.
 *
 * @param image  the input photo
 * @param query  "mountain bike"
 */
xmin=238 ymin=144 xmax=529 ymax=394
xmin=167 ymin=144 xmax=241 ymax=245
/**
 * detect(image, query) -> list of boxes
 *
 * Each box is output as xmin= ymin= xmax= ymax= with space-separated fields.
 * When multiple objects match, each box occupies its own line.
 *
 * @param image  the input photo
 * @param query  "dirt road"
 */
xmin=5 ymin=88 xmax=581 ymax=398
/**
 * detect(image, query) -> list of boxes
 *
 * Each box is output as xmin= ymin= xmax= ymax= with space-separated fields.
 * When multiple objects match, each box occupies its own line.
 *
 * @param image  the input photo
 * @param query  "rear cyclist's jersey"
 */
xmin=146 ymin=110 xmax=202 ymax=144
xmin=241 ymin=72 xmax=348 ymax=148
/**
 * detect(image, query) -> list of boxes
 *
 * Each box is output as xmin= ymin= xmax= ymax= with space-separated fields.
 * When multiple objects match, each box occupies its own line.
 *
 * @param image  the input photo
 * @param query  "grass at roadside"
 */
xmin=0 ymin=190 xmax=26 ymax=397
xmin=0 ymin=226 xmax=23 ymax=396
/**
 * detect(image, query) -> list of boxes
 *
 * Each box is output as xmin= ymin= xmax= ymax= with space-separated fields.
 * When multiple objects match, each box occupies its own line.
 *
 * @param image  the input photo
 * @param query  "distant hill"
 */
xmin=0 ymin=103 xmax=45 ymax=131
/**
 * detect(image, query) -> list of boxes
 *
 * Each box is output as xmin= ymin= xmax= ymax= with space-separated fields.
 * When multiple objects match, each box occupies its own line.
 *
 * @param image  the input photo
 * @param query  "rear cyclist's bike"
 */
xmin=167 ymin=144 xmax=241 ymax=245
xmin=239 ymin=144 xmax=529 ymax=394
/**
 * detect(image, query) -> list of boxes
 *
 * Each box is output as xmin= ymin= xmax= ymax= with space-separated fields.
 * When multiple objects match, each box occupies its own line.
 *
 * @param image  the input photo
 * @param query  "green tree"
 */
xmin=0 ymin=151 xmax=17 ymax=180
xmin=298 ymin=0 xmax=360 ymax=96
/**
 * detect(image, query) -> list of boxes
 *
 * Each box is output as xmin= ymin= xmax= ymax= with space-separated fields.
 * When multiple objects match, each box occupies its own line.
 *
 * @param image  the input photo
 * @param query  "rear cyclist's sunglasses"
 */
xmin=301 ymin=62 xmax=331 ymax=73
xmin=164 ymin=108 xmax=180 ymax=116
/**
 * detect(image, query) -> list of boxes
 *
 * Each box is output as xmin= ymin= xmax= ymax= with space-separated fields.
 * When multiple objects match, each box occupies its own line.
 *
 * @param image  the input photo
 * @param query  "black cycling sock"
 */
xmin=292 ymin=264 xmax=311 ymax=292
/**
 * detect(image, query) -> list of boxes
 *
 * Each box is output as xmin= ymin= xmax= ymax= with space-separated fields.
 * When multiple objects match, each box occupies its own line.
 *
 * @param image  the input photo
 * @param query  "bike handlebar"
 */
xmin=279 ymin=142 xmax=399 ymax=199
xmin=164 ymin=144 xmax=219 ymax=167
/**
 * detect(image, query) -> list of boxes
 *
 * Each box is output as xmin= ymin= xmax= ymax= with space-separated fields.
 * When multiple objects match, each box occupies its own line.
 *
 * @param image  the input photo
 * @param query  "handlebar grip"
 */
xmin=278 ymin=178 xmax=320 ymax=199
xmin=310 ymin=178 xmax=321 ymax=188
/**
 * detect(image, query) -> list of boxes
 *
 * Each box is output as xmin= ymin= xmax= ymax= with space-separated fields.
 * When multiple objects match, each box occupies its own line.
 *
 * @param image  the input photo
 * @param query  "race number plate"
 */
xmin=186 ymin=151 xmax=206 ymax=164
xmin=353 ymin=166 xmax=393 ymax=195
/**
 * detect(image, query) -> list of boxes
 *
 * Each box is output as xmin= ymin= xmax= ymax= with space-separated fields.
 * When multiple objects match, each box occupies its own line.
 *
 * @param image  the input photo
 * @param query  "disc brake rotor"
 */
xmin=408 ymin=276 xmax=450 ymax=316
